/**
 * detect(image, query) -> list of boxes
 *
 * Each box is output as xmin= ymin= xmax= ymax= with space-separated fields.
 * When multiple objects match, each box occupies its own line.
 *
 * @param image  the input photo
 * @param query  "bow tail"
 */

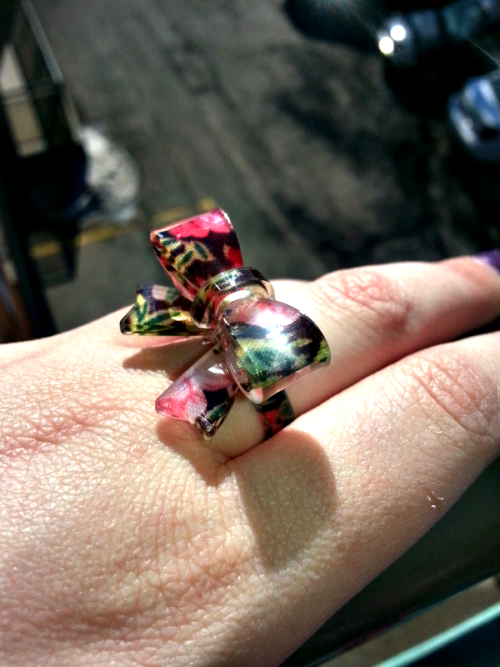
xmin=155 ymin=346 xmax=238 ymax=439
xmin=120 ymin=284 xmax=203 ymax=336
xmin=254 ymin=391 xmax=295 ymax=439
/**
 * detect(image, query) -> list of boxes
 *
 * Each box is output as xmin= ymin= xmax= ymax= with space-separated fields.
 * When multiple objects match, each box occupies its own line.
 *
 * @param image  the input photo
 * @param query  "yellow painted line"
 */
xmin=152 ymin=205 xmax=192 ymax=225
xmin=152 ymin=199 xmax=218 ymax=225
xmin=196 ymin=197 xmax=217 ymax=212
xmin=30 ymin=199 xmax=218 ymax=260
xmin=30 ymin=240 xmax=63 ymax=259
xmin=30 ymin=222 xmax=138 ymax=260
xmin=77 ymin=224 xmax=132 ymax=246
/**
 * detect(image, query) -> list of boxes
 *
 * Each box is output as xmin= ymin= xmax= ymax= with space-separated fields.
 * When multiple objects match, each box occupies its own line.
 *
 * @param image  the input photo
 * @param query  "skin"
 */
xmin=0 ymin=257 xmax=499 ymax=667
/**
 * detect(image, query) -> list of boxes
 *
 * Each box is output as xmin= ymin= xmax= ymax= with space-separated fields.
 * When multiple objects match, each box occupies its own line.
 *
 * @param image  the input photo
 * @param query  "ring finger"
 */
xmin=209 ymin=253 xmax=500 ymax=456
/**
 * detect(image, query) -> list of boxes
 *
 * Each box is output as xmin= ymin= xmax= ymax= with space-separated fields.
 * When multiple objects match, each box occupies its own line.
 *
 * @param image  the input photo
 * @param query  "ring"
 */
xmin=121 ymin=209 xmax=330 ymax=439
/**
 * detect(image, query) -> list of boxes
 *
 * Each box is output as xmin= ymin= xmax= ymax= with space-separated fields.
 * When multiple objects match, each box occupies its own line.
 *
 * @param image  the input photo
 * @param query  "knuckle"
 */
xmin=401 ymin=349 xmax=499 ymax=442
xmin=315 ymin=269 xmax=413 ymax=338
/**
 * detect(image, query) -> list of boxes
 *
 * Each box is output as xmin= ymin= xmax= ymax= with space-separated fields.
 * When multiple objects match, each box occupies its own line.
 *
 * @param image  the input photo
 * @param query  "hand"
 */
xmin=1 ymin=255 xmax=499 ymax=667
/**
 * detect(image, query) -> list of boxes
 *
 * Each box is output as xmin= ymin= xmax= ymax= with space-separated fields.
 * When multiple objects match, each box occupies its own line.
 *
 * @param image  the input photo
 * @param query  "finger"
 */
xmin=227 ymin=329 xmax=500 ymax=666
xmin=284 ymin=255 xmax=500 ymax=414
xmin=108 ymin=255 xmax=500 ymax=458
xmin=215 ymin=255 xmax=500 ymax=455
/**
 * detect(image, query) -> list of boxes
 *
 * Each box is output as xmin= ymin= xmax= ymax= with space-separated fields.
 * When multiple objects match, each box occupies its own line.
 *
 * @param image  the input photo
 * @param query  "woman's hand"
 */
xmin=1 ymin=255 xmax=500 ymax=667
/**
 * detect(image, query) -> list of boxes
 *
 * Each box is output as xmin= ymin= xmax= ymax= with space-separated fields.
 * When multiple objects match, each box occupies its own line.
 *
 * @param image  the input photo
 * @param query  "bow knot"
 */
xmin=190 ymin=267 xmax=273 ymax=329
xmin=121 ymin=209 xmax=330 ymax=439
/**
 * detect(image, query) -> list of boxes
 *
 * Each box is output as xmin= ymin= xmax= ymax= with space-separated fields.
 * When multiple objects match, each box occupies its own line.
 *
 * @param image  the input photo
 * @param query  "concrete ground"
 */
xmin=28 ymin=0 xmax=500 ymax=331
xmin=12 ymin=0 xmax=500 ymax=664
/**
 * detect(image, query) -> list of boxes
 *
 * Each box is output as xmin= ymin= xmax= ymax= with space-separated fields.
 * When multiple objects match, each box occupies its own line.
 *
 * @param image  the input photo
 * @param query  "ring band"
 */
xmin=121 ymin=209 xmax=330 ymax=440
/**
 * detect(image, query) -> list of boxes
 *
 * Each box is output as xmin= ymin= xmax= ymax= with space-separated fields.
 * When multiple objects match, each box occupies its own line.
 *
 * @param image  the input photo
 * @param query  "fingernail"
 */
xmin=473 ymin=249 xmax=500 ymax=275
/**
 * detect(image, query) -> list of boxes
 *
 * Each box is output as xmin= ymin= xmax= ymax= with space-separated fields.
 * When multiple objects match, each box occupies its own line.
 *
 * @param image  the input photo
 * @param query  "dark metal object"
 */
xmin=377 ymin=11 xmax=443 ymax=65
xmin=377 ymin=0 xmax=500 ymax=67
xmin=0 ymin=0 xmax=16 ymax=51
xmin=0 ymin=103 xmax=55 ymax=337
xmin=375 ymin=604 xmax=500 ymax=666
xmin=283 ymin=0 xmax=455 ymax=51
xmin=9 ymin=0 xmax=79 ymax=150
xmin=284 ymin=0 xmax=390 ymax=51
xmin=448 ymin=70 xmax=500 ymax=162
xmin=283 ymin=459 xmax=500 ymax=666
xmin=0 ymin=0 xmax=88 ymax=334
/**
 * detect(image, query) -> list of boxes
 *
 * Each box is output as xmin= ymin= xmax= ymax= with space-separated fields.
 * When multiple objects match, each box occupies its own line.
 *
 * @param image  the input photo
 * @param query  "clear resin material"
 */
xmin=121 ymin=209 xmax=330 ymax=439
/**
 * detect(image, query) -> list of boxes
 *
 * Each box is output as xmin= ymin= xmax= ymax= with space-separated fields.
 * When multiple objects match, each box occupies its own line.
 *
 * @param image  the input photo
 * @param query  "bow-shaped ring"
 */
xmin=121 ymin=209 xmax=331 ymax=439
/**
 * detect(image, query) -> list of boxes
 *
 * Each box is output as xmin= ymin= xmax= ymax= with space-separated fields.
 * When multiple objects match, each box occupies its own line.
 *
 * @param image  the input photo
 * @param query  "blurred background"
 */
xmin=3 ymin=0 xmax=500 ymax=338
xmin=0 ymin=1 xmax=499 ymax=665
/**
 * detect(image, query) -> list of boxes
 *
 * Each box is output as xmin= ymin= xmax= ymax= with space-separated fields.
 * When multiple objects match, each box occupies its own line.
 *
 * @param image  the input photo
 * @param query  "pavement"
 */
xmin=27 ymin=0 xmax=500 ymax=331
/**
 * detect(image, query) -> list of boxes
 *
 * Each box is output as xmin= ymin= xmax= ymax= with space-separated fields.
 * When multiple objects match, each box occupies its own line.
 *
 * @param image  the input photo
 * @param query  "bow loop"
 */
xmin=150 ymin=208 xmax=243 ymax=299
xmin=120 ymin=283 xmax=202 ymax=337
xmin=219 ymin=298 xmax=331 ymax=404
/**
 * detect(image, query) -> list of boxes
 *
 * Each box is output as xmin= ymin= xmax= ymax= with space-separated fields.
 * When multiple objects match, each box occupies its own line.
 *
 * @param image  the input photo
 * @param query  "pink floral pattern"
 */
xmin=155 ymin=346 xmax=238 ymax=438
xmin=122 ymin=208 xmax=331 ymax=439
xmin=150 ymin=208 xmax=243 ymax=299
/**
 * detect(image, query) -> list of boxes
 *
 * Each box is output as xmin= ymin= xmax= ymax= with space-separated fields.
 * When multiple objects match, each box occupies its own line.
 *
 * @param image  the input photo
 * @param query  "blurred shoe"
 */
xmin=377 ymin=0 xmax=500 ymax=66
xmin=21 ymin=126 xmax=140 ymax=226
xmin=77 ymin=126 xmax=140 ymax=226
xmin=21 ymin=141 xmax=89 ymax=223
xmin=448 ymin=69 xmax=500 ymax=160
